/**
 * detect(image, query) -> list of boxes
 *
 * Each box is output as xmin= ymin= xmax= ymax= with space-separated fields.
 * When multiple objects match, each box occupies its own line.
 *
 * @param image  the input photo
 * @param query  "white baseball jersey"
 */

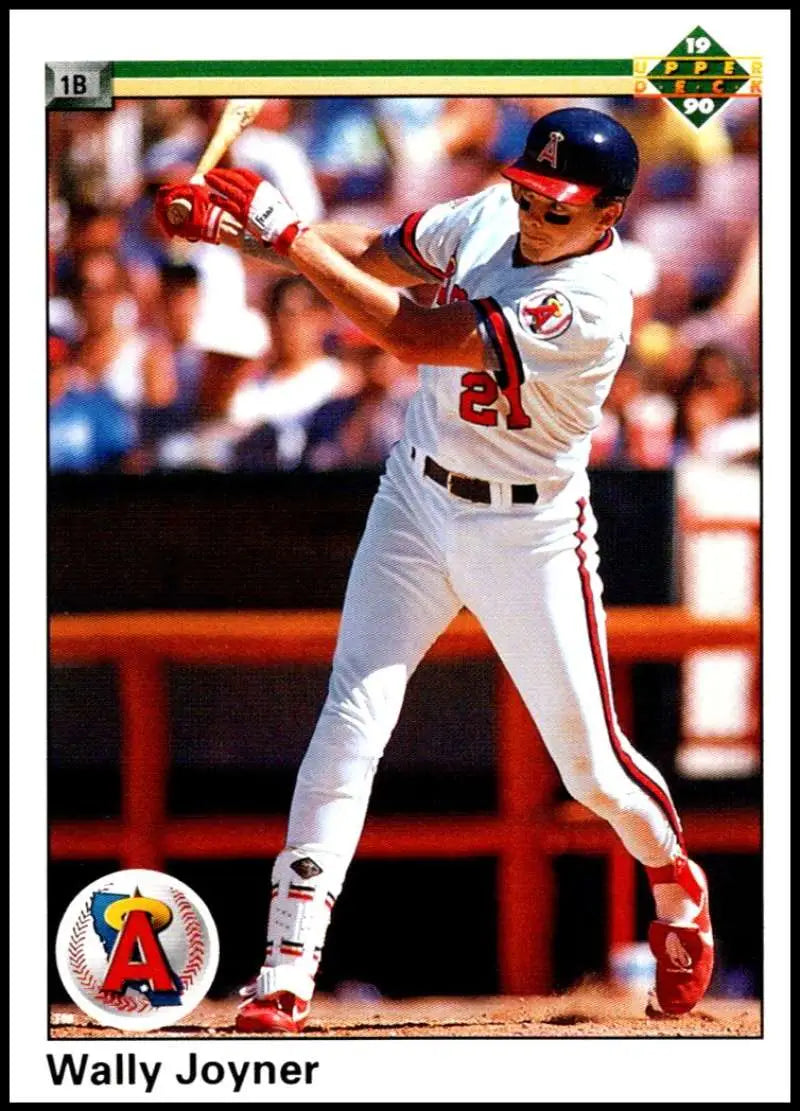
xmin=383 ymin=182 xmax=633 ymax=484
xmin=258 ymin=181 xmax=686 ymax=1008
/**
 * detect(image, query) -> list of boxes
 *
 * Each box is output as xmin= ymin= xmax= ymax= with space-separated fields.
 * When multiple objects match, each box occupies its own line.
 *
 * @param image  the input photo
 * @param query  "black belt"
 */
xmin=413 ymin=448 xmax=538 ymax=505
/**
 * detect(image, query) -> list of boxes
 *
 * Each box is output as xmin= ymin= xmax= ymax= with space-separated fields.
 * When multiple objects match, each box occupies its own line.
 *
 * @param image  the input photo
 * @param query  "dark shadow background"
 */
xmin=48 ymin=468 xmax=761 ymax=1000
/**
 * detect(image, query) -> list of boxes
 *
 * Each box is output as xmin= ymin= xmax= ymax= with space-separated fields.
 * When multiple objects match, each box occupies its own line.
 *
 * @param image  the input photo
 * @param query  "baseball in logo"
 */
xmin=55 ymin=868 xmax=219 ymax=1032
xmin=519 ymin=289 xmax=573 ymax=340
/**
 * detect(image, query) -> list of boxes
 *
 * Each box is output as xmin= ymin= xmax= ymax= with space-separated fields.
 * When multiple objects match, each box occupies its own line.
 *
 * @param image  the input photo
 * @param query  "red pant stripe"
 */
xmin=575 ymin=498 xmax=685 ymax=850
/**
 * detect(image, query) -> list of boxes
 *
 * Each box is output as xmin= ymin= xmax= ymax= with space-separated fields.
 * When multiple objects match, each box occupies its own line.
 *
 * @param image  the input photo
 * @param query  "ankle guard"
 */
xmin=265 ymin=848 xmax=345 ymax=981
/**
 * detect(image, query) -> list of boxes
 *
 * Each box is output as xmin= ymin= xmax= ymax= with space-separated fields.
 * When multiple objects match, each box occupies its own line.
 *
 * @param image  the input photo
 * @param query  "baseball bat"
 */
xmin=165 ymin=98 xmax=268 ymax=227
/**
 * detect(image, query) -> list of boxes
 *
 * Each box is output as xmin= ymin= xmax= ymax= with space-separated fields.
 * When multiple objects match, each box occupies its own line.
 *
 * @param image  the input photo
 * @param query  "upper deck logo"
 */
xmin=635 ymin=25 xmax=761 ymax=129
xmin=55 ymin=868 xmax=219 ymax=1031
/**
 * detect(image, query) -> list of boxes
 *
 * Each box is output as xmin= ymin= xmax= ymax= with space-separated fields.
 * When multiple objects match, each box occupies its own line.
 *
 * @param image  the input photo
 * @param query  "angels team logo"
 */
xmin=536 ymin=130 xmax=564 ymax=168
xmin=519 ymin=290 xmax=573 ymax=339
xmin=55 ymin=868 xmax=219 ymax=1031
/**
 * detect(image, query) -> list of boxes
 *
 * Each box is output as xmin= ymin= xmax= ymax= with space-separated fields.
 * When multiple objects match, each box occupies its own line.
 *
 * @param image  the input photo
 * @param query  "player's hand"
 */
xmin=154 ymin=183 xmax=241 ymax=244
xmin=206 ymin=168 xmax=306 ymax=255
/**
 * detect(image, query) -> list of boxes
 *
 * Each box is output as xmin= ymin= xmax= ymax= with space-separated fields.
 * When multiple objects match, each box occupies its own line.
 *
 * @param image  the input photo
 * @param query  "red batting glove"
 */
xmin=205 ymin=168 xmax=263 ymax=225
xmin=206 ymin=167 xmax=305 ymax=255
xmin=154 ymin=183 xmax=229 ymax=244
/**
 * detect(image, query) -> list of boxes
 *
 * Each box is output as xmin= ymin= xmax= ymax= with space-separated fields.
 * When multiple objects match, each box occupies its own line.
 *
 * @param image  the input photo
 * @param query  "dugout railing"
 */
xmin=49 ymin=606 xmax=760 ymax=994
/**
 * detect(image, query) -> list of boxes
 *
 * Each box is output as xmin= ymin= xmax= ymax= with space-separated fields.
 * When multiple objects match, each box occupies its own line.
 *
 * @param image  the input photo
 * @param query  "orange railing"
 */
xmin=49 ymin=608 xmax=760 ymax=994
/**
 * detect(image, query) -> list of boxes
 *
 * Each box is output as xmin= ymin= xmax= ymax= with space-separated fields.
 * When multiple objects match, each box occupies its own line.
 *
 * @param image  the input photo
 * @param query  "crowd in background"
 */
xmin=48 ymin=95 xmax=760 ymax=475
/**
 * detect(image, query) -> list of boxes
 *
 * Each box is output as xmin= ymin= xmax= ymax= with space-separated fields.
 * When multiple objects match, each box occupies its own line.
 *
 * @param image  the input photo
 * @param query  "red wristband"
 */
xmin=273 ymin=221 xmax=307 ymax=257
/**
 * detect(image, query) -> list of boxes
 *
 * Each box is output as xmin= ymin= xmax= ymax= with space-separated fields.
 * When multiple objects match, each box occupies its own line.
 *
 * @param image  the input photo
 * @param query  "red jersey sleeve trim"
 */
xmin=474 ymin=296 xmax=525 ymax=392
xmin=399 ymin=212 xmax=447 ymax=281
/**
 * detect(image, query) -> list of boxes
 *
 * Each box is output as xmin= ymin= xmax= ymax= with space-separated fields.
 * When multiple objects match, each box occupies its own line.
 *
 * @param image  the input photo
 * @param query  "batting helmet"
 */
xmin=502 ymin=107 xmax=639 ymax=205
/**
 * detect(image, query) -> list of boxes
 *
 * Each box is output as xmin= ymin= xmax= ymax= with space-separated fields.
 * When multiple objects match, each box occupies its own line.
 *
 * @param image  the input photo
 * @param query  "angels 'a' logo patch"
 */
xmin=519 ymin=290 xmax=573 ymax=339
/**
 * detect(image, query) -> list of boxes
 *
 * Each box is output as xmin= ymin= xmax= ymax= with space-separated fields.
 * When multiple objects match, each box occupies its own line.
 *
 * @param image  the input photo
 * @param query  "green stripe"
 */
xmin=114 ymin=58 xmax=630 ymax=79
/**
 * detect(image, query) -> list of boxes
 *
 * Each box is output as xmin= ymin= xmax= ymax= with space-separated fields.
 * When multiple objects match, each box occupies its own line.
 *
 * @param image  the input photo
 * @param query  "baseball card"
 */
xmin=11 ymin=9 xmax=789 ymax=1103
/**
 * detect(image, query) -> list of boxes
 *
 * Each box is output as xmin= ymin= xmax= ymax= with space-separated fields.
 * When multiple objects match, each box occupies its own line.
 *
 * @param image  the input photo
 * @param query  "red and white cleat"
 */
xmin=235 ymin=966 xmax=314 ymax=1034
xmin=236 ymin=989 xmax=311 ymax=1034
xmin=647 ymin=857 xmax=714 ymax=1016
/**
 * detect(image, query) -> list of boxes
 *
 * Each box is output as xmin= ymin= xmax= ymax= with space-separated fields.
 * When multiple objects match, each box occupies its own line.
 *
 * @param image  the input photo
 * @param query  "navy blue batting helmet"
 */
xmin=502 ymin=107 xmax=639 ymax=205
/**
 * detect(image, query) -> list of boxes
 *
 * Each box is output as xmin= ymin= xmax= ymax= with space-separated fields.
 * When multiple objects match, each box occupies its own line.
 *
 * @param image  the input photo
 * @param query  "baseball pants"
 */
xmin=283 ymin=442 xmax=684 ymax=882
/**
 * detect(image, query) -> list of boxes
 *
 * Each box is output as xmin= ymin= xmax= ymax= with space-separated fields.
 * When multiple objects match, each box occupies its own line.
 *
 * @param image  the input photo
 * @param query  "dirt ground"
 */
xmin=50 ymin=985 xmax=760 ymax=1039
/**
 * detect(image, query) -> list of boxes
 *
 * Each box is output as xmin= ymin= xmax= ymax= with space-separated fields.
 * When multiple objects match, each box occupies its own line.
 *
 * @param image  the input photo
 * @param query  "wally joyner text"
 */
xmin=47 ymin=1052 xmax=320 ymax=1093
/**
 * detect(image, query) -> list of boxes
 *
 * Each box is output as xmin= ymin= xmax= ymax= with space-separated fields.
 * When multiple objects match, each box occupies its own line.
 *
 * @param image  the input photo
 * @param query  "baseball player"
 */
xmin=156 ymin=107 xmax=714 ymax=1032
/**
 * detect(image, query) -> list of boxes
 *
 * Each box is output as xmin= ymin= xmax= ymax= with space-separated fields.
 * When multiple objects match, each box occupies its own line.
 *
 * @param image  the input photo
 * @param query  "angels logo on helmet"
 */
xmin=536 ymin=130 xmax=564 ymax=169
xmin=519 ymin=289 xmax=573 ymax=339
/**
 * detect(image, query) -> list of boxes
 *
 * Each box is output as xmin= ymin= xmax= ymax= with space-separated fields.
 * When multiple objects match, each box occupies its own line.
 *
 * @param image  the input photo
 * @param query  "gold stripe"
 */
xmin=113 ymin=75 xmax=634 ymax=97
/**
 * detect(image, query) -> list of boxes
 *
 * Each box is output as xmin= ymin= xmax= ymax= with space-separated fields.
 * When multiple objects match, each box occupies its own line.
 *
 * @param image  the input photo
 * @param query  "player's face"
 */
xmin=511 ymin=183 xmax=621 ymax=264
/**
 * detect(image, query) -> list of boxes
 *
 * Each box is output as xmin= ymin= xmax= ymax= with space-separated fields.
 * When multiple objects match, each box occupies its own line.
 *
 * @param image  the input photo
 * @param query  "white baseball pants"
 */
xmin=284 ymin=442 xmax=684 ymax=878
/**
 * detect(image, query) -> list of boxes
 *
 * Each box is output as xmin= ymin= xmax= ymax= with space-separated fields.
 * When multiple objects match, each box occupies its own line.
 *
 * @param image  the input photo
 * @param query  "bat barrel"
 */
xmin=161 ymin=99 xmax=266 ymax=229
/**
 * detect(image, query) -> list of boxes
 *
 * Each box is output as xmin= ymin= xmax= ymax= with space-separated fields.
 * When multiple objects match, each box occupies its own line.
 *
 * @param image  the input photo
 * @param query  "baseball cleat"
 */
xmin=647 ymin=859 xmax=714 ymax=1015
xmin=236 ymin=989 xmax=311 ymax=1034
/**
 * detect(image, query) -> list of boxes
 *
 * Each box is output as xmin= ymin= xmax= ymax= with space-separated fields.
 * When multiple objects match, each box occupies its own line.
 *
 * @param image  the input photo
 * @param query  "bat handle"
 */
xmin=165 ymin=174 xmax=206 ymax=226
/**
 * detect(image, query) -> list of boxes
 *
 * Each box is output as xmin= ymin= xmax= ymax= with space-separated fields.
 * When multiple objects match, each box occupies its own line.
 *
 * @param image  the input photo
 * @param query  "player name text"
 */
xmin=46 ymin=1052 xmax=320 ymax=1093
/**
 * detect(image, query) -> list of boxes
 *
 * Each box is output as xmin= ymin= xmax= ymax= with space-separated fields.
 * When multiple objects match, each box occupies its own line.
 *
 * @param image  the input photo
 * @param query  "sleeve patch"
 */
xmin=518 ymin=289 xmax=573 ymax=340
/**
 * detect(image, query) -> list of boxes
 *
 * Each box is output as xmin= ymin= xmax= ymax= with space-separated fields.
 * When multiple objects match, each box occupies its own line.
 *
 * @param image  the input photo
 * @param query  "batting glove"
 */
xmin=154 ymin=183 xmax=238 ymax=244
xmin=206 ymin=167 xmax=306 ymax=256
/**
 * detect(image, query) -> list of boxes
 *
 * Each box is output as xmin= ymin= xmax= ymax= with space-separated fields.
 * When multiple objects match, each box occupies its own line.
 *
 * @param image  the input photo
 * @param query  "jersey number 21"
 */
xmin=459 ymin=371 xmax=532 ymax=430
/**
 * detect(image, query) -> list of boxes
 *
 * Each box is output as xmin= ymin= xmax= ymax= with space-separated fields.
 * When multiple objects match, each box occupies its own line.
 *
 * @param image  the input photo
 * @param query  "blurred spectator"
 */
xmin=698 ymin=101 xmax=759 ymax=259
xmin=590 ymin=356 xmax=637 ymax=466
xmin=632 ymin=164 xmax=727 ymax=322
xmin=72 ymin=248 xmax=148 ymax=409
xmin=378 ymin=97 xmax=500 ymax=216
xmin=589 ymin=356 xmax=677 ymax=469
xmin=291 ymin=98 xmax=391 ymax=213
xmin=46 ymin=94 xmax=760 ymax=477
xmin=50 ymin=104 xmax=144 ymax=208
xmin=622 ymin=392 xmax=678 ymax=468
xmin=621 ymin=239 xmax=660 ymax=334
xmin=154 ymin=298 xmax=270 ymax=471
xmin=678 ymin=225 xmax=760 ymax=372
xmin=53 ymin=203 xmax=126 ymax=304
xmin=227 ymin=276 xmax=361 ymax=470
xmin=304 ymin=346 xmax=418 ymax=470
xmin=686 ymin=346 xmax=757 ymax=419
xmin=49 ymin=333 xmax=137 ymax=473
xmin=141 ymin=99 xmax=208 ymax=175
xmin=69 ymin=248 xmax=261 ymax=470
xmin=193 ymin=307 xmax=270 ymax=421
xmin=137 ymin=263 xmax=206 ymax=448
xmin=611 ymin=98 xmax=732 ymax=194
xmin=488 ymin=98 xmax=540 ymax=167
xmin=675 ymin=345 xmax=759 ymax=464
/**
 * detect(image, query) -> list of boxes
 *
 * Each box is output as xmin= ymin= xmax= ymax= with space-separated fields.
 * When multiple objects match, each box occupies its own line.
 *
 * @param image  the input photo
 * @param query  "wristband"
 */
xmin=272 ymin=221 xmax=308 ymax=257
